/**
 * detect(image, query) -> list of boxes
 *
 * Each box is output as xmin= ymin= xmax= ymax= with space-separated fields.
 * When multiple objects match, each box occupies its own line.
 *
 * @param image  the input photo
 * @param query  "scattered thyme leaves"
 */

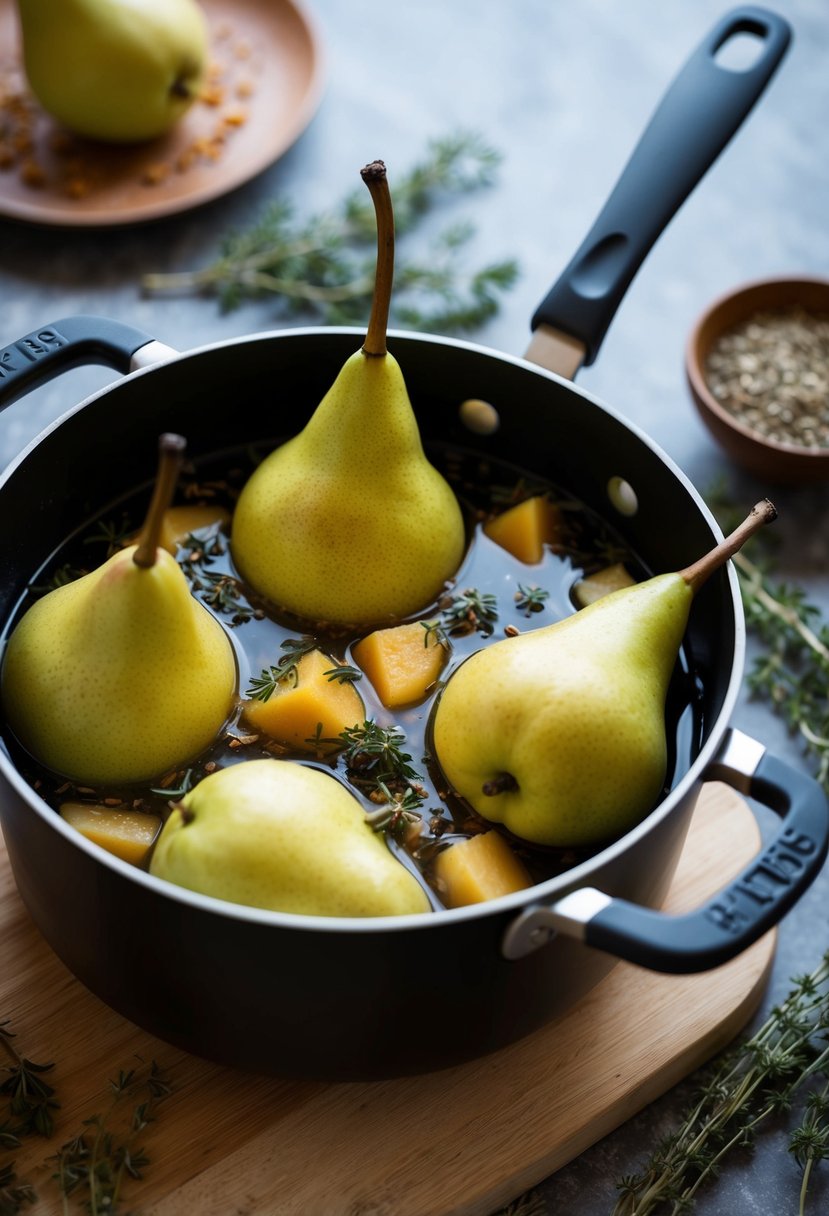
xmin=324 ymin=663 xmax=362 ymax=685
xmin=49 ymin=1059 xmax=171 ymax=1216
xmin=611 ymin=950 xmax=829 ymax=1215
xmin=177 ymin=527 xmax=257 ymax=626
xmin=736 ymin=549 xmax=829 ymax=788
xmin=82 ymin=516 xmax=133 ymax=557
xmin=33 ymin=563 xmax=87 ymax=595
xmin=1 ymin=1021 xmax=58 ymax=1215
xmin=141 ymin=131 xmax=519 ymax=334
xmin=707 ymin=486 xmax=829 ymax=791
xmin=515 ymin=584 xmax=550 ymax=615
xmin=0 ymin=1022 xmax=58 ymax=1141
xmin=429 ymin=588 xmax=499 ymax=641
xmin=0 ymin=1162 xmax=36 ymax=1215
xmin=149 ymin=768 xmax=195 ymax=799
xmin=364 ymin=784 xmax=424 ymax=839
xmin=331 ymin=721 xmax=425 ymax=814
xmin=246 ymin=638 xmax=317 ymax=699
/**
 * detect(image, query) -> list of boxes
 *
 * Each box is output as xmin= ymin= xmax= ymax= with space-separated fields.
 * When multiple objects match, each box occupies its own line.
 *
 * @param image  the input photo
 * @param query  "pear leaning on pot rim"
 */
xmin=0 ymin=434 xmax=237 ymax=787
xmin=431 ymin=500 xmax=778 ymax=850
xmin=231 ymin=162 xmax=467 ymax=627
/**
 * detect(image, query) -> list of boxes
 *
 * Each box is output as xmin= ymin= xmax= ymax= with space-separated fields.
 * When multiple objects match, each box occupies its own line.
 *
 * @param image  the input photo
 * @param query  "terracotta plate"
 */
xmin=0 ymin=0 xmax=325 ymax=226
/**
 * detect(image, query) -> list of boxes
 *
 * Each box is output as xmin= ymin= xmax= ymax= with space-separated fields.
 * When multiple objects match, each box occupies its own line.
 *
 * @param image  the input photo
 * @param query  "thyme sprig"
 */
xmin=334 ymin=720 xmax=425 ymax=812
xmin=246 ymin=638 xmax=317 ymax=699
xmin=1 ymin=1023 xmax=57 ymax=1216
xmin=0 ymin=1162 xmax=36 ymax=1215
xmin=0 ymin=1022 xmax=58 ymax=1143
xmin=612 ymin=951 xmax=829 ymax=1215
xmin=178 ymin=529 xmax=257 ymax=626
xmin=427 ymin=587 xmax=499 ymax=643
xmin=735 ymin=548 xmax=829 ymax=787
xmin=141 ymin=132 xmax=519 ymax=333
xmin=49 ymin=1060 xmax=171 ymax=1216
xmin=515 ymin=584 xmax=550 ymax=615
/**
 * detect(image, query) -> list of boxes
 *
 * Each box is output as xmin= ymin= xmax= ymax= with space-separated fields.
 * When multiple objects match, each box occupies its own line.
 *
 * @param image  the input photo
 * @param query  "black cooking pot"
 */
xmin=1 ymin=8 xmax=826 ymax=1081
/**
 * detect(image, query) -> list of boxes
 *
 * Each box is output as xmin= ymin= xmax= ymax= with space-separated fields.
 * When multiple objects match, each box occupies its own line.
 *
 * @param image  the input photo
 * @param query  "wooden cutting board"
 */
xmin=1 ymin=783 xmax=774 ymax=1216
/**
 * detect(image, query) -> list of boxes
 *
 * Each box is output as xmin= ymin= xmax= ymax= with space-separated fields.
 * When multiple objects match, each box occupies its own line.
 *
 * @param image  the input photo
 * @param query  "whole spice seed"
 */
xmin=704 ymin=307 xmax=829 ymax=449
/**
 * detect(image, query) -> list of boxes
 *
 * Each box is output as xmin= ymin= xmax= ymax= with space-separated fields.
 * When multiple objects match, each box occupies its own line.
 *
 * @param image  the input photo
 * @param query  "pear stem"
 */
xmin=679 ymin=498 xmax=777 ymax=595
xmin=133 ymin=433 xmax=187 ymax=569
xmin=360 ymin=160 xmax=394 ymax=358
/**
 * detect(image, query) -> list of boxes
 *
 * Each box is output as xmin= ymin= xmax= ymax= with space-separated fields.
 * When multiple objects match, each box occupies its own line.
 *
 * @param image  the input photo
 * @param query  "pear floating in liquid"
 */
xmin=16 ymin=0 xmax=208 ymax=143
xmin=231 ymin=161 xmax=466 ymax=626
xmin=432 ymin=501 xmax=777 ymax=848
xmin=150 ymin=758 xmax=432 ymax=917
xmin=1 ymin=434 xmax=237 ymax=786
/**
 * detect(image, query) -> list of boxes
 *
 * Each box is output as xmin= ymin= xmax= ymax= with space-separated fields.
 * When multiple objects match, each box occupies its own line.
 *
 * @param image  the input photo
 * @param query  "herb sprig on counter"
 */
xmin=612 ymin=951 xmax=829 ymax=1215
xmin=735 ymin=548 xmax=829 ymax=787
xmin=1 ymin=1019 xmax=171 ymax=1215
xmin=141 ymin=132 xmax=519 ymax=332
xmin=708 ymin=491 xmax=829 ymax=788
xmin=49 ymin=1061 xmax=171 ymax=1216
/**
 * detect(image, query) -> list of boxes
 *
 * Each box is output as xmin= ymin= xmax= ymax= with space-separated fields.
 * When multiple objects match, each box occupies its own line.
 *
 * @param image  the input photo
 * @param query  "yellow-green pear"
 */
xmin=149 ymin=759 xmax=432 ymax=917
xmin=231 ymin=162 xmax=466 ymax=626
xmin=432 ymin=502 xmax=777 ymax=848
xmin=16 ymin=0 xmax=208 ymax=143
xmin=1 ymin=435 xmax=237 ymax=786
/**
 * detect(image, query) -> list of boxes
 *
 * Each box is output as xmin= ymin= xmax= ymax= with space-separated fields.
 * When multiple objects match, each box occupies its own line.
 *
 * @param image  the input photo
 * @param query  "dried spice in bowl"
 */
xmin=704 ymin=306 xmax=829 ymax=449
xmin=686 ymin=278 xmax=829 ymax=483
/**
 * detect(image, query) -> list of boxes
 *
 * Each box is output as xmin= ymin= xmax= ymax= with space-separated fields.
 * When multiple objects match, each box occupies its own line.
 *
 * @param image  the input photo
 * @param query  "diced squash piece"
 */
xmin=242 ymin=648 xmax=364 ymax=750
xmin=573 ymin=562 xmax=635 ymax=607
xmin=352 ymin=620 xmax=447 ymax=708
xmin=60 ymin=802 xmax=161 ymax=866
xmin=158 ymin=504 xmax=231 ymax=554
xmin=483 ymin=496 xmax=562 ymax=563
xmin=434 ymin=831 xmax=533 ymax=908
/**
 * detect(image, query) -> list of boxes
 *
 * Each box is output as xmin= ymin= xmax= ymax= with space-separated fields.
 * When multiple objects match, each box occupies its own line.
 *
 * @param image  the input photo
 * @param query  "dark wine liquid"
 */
xmin=1 ymin=442 xmax=704 ymax=906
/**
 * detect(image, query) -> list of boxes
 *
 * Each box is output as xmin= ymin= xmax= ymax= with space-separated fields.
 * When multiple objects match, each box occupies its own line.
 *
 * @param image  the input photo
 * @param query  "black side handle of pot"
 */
xmin=530 ymin=7 xmax=792 ymax=366
xmin=502 ymin=728 xmax=829 ymax=973
xmin=0 ymin=316 xmax=157 ymax=410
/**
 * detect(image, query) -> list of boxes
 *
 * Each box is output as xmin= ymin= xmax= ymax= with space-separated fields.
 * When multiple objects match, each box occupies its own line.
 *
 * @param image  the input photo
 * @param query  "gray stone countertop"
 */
xmin=1 ymin=1 xmax=828 ymax=1212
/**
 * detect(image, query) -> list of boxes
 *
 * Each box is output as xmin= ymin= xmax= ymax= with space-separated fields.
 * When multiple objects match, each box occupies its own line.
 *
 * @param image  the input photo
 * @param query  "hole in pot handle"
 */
xmin=0 ymin=316 xmax=174 ymax=413
xmin=501 ymin=728 xmax=829 ymax=971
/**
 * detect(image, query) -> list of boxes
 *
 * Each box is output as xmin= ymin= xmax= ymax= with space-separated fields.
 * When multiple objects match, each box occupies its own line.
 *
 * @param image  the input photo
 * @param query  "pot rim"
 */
xmin=0 ymin=324 xmax=746 ymax=934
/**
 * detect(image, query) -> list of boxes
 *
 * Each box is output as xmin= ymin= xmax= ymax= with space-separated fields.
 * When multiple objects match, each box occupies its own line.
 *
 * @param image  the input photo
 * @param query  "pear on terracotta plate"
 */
xmin=231 ymin=161 xmax=466 ymax=626
xmin=432 ymin=501 xmax=777 ymax=848
xmin=1 ymin=434 xmax=237 ymax=786
xmin=16 ymin=0 xmax=208 ymax=143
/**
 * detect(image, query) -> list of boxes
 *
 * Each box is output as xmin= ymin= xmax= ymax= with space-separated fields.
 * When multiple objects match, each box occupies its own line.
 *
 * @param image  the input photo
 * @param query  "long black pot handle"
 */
xmin=530 ymin=7 xmax=791 ymax=367
xmin=502 ymin=728 xmax=829 ymax=973
xmin=0 ymin=316 xmax=158 ymax=411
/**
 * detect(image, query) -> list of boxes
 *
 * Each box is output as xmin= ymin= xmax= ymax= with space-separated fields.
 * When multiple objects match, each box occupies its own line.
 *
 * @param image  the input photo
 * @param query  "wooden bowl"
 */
xmin=685 ymin=276 xmax=829 ymax=483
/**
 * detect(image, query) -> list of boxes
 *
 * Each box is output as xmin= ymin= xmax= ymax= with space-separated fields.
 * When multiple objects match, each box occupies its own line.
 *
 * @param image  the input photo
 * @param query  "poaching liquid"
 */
xmin=1 ymin=441 xmax=705 ymax=909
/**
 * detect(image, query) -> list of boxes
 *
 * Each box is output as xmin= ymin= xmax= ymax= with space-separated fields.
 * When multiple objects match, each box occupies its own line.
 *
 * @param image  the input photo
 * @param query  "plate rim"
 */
xmin=0 ymin=0 xmax=327 ymax=228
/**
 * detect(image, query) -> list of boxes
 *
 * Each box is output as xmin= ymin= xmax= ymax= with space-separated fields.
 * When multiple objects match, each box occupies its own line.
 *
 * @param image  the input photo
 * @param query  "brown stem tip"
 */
xmin=680 ymin=498 xmax=777 ymax=595
xmin=360 ymin=159 xmax=387 ymax=183
xmin=133 ymin=433 xmax=187 ymax=569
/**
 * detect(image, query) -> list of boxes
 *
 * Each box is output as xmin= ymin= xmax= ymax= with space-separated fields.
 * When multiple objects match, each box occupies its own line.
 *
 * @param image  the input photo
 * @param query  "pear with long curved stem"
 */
xmin=231 ymin=161 xmax=466 ymax=626
xmin=432 ymin=501 xmax=777 ymax=848
xmin=1 ymin=434 xmax=237 ymax=786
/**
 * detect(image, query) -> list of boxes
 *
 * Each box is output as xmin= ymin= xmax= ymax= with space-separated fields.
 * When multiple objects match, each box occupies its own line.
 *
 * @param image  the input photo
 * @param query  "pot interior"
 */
xmin=0 ymin=327 xmax=740 ymax=865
